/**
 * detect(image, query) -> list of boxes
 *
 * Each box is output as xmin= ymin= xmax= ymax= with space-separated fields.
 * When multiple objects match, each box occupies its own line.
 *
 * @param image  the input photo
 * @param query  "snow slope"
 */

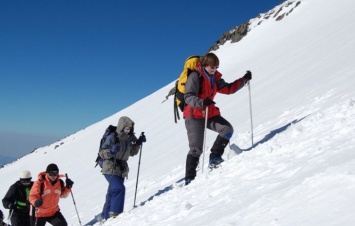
xmin=1 ymin=0 xmax=355 ymax=225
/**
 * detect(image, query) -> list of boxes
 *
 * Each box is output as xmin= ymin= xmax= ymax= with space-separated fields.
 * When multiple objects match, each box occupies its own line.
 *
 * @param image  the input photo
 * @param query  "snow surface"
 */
xmin=1 ymin=0 xmax=355 ymax=225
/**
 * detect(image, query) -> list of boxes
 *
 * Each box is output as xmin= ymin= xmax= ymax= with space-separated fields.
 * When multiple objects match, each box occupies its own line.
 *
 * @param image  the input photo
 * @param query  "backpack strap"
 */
xmin=40 ymin=181 xmax=44 ymax=195
xmin=174 ymin=70 xmax=203 ymax=123
xmin=173 ymin=80 xmax=181 ymax=123
xmin=39 ymin=174 xmax=45 ymax=195
xmin=59 ymin=179 xmax=65 ymax=192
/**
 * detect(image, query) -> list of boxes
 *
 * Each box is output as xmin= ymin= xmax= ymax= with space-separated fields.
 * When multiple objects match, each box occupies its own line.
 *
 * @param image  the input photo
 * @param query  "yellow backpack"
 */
xmin=173 ymin=56 xmax=202 ymax=123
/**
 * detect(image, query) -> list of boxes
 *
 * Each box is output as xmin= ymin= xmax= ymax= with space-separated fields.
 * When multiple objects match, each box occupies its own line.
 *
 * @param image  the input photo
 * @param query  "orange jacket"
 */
xmin=29 ymin=172 xmax=70 ymax=217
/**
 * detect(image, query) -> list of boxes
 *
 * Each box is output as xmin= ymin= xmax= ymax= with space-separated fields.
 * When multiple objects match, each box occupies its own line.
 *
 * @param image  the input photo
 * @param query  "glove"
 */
xmin=8 ymin=203 xmax=15 ymax=209
xmin=136 ymin=134 xmax=146 ymax=145
xmin=110 ymin=143 xmax=120 ymax=154
xmin=243 ymin=70 xmax=252 ymax=83
xmin=202 ymin=98 xmax=215 ymax=107
xmin=34 ymin=198 xmax=43 ymax=207
xmin=65 ymin=178 xmax=74 ymax=189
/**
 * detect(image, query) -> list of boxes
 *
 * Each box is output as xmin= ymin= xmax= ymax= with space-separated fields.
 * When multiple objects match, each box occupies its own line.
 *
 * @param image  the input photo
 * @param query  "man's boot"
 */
xmin=185 ymin=154 xmax=200 ymax=185
xmin=209 ymin=135 xmax=229 ymax=168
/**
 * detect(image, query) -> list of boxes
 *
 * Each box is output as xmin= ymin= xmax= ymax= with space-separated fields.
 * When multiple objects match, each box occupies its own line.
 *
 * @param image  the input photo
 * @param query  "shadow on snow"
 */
xmin=231 ymin=115 xmax=309 ymax=154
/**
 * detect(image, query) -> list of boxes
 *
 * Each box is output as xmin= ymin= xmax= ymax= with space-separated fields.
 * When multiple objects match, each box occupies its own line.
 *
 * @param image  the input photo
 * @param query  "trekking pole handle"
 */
xmin=138 ymin=132 xmax=145 ymax=145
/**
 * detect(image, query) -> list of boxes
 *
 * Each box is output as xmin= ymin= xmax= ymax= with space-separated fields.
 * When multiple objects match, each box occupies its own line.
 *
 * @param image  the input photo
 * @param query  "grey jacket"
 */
xmin=99 ymin=116 xmax=140 ymax=178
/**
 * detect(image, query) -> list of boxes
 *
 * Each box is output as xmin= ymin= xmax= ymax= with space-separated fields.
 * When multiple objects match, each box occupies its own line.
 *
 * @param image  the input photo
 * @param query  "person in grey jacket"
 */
xmin=99 ymin=116 xmax=146 ymax=220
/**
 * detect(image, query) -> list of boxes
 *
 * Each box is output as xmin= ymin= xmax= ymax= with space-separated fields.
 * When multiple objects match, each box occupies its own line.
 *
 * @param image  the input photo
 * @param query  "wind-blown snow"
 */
xmin=1 ymin=0 xmax=355 ymax=225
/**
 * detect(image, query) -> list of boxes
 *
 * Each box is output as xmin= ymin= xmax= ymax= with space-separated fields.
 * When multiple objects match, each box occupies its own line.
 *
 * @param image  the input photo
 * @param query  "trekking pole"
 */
xmin=35 ymin=209 xmax=38 ymax=226
xmin=201 ymin=106 xmax=209 ymax=173
xmin=247 ymin=82 xmax=254 ymax=147
xmin=133 ymin=132 xmax=145 ymax=208
xmin=7 ymin=208 xmax=13 ymax=224
xmin=66 ymin=174 xmax=82 ymax=226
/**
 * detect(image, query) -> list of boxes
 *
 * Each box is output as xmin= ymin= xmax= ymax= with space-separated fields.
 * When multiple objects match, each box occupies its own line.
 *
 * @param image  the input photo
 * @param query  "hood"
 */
xmin=116 ymin=116 xmax=135 ymax=134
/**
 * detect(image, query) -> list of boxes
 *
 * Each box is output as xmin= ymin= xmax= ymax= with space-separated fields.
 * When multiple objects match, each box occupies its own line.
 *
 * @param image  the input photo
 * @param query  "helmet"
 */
xmin=19 ymin=170 xmax=32 ymax=179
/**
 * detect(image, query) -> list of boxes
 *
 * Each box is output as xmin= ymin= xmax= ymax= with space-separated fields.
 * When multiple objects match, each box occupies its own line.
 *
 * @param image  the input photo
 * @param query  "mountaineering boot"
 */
xmin=209 ymin=135 xmax=229 ymax=169
xmin=208 ymin=156 xmax=225 ymax=169
xmin=184 ymin=178 xmax=193 ymax=186
xmin=96 ymin=214 xmax=106 ymax=224
xmin=185 ymin=154 xmax=200 ymax=185
xmin=109 ymin=212 xmax=119 ymax=218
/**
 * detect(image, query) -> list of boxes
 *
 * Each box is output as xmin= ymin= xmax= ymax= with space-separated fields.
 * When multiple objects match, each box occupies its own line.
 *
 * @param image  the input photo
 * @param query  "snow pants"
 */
xmin=32 ymin=211 xmax=67 ymax=226
xmin=184 ymin=115 xmax=233 ymax=179
xmin=11 ymin=211 xmax=33 ymax=226
xmin=101 ymin=174 xmax=125 ymax=219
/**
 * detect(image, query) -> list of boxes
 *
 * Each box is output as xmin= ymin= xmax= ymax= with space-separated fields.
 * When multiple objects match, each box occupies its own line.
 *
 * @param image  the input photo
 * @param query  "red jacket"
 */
xmin=29 ymin=172 xmax=70 ymax=217
xmin=183 ymin=65 xmax=245 ymax=119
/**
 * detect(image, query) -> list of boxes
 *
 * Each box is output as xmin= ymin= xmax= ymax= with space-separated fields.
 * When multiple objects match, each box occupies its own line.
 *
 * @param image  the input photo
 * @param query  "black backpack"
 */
xmin=95 ymin=125 xmax=117 ymax=168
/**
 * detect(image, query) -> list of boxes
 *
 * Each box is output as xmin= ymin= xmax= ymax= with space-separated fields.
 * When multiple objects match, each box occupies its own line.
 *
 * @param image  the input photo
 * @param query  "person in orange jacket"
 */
xmin=29 ymin=163 xmax=74 ymax=226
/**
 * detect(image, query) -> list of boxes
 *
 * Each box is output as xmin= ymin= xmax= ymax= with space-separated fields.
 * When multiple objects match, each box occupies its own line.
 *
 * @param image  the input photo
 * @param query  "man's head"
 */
xmin=46 ymin=163 xmax=59 ymax=181
xmin=19 ymin=170 xmax=32 ymax=187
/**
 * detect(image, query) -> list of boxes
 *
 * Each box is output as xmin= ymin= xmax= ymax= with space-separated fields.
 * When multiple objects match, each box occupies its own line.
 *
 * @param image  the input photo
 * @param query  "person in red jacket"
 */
xmin=29 ymin=163 xmax=74 ymax=226
xmin=183 ymin=53 xmax=252 ymax=185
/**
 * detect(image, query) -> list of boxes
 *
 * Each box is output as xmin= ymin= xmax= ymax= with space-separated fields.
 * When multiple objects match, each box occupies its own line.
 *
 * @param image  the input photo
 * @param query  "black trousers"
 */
xmin=11 ymin=211 xmax=32 ymax=226
xmin=32 ymin=211 xmax=67 ymax=226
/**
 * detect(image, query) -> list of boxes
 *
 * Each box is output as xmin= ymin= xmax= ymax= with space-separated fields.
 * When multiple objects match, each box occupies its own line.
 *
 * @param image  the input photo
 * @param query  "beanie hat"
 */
xmin=19 ymin=170 xmax=32 ymax=179
xmin=46 ymin=163 xmax=59 ymax=172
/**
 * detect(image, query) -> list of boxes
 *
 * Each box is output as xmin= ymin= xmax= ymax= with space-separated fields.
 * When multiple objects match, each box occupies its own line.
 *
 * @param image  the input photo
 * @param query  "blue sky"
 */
xmin=0 ymin=0 xmax=281 ymax=159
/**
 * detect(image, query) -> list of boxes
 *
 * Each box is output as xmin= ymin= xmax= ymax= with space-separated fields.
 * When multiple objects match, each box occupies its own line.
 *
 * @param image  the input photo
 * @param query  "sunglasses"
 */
xmin=20 ymin=178 xmax=31 ymax=184
xmin=48 ymin=171 xmax=59 ymax=176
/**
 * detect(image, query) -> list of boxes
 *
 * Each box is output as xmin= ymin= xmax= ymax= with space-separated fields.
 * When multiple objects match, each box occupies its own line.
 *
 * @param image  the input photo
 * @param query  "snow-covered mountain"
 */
xmin=1 ymin=0 xmax=355 ymax=225
xmin=0 ymin=155 xmax=15 ymax=168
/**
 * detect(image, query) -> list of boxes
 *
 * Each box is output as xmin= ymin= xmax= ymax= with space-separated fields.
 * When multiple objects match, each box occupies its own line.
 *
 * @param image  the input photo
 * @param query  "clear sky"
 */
xmin=0 ymin=0 xmax=281 ymax=159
